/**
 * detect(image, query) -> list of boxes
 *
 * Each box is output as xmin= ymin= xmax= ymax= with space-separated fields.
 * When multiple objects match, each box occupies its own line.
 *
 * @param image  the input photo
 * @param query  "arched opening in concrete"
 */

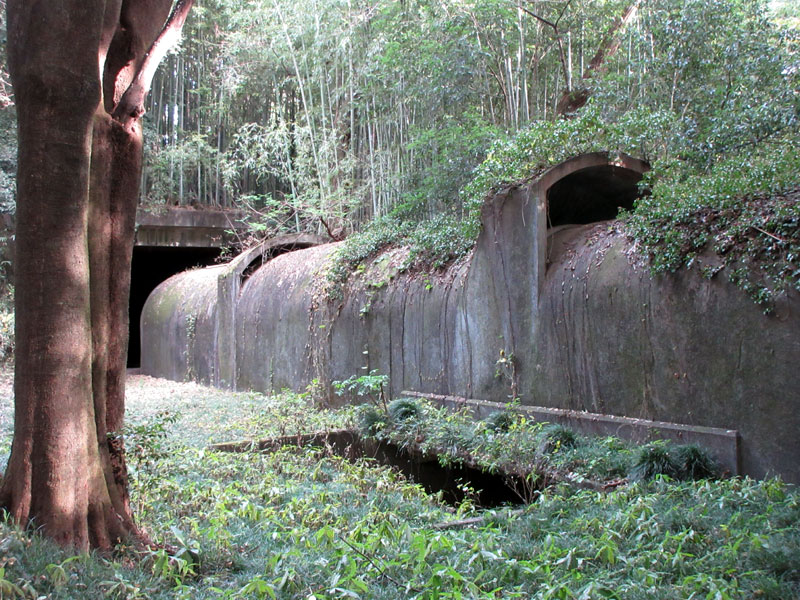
xmin=546 ymin=164 xmax=645 ymax=228
xmin=528 ymin=153 xmax=649 ymax=291
xmin=238 ymin=240 xmax=320 ymax=290
xmin=227 ymin=233 xmax=328 ymax=301
xmin=128 ymin=246 xmax=221 ymax=368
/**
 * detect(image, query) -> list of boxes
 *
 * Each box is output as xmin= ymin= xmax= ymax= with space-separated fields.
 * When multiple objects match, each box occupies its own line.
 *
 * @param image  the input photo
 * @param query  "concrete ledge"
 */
xmin=135 ymin=208 xmax=247 ymax=247
xmin=402 ymin=391 xmax=741 ymax=476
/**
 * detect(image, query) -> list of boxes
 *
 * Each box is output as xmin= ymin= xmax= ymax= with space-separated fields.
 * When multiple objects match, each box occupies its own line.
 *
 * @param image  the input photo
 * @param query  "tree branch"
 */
xmin=519 ymin=5 xmax=555 ymax=30
xmin=520 ymin=1 xmax=573 ymax=92
xmin=112 ymin=0 xmax=195 ymax=129
xmin=583 ymin=0 xmax=640 ymax=76
xmin=318 ymin=215 xmax=342 ymax=241
xmin=556 ymin=0 xmax=640 ymax=116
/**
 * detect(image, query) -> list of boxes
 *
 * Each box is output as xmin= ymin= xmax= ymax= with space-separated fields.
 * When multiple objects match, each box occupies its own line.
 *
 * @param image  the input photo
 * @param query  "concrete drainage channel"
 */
xmin=211 ymin=430 xmax=535 ymax=508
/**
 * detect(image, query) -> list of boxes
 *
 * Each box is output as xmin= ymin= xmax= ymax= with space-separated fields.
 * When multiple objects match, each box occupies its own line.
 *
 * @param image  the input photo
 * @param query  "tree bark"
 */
xmin=1 ymin=0 xmax=192 ymax=551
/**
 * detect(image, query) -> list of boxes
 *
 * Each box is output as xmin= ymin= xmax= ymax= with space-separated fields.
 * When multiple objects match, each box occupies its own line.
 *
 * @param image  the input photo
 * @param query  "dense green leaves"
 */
xmin=625 ymin=141 xmax=800 ymax=309
xmin=112 ymin=0 xmax=800 ymax=303
xmin=137 ymin=0 xmax=654 ymax=227
xmin=0 ymin=377 xmax=797 ymax=599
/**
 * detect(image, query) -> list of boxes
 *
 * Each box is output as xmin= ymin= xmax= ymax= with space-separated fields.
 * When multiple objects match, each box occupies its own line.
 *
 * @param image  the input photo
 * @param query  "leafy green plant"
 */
xmin=539 ymin=424 xmax=579 ymax=455
xmin=333 ymin=370 xmax=389 ymax=411
xmin=387 ymin=398 xmax=422 ymax=423
xmin=624 ymin=143 xmax=800 ymax=310
xmin=630 ymin=441 xmax=682 ymax=482
xmin=323 ymin=213 xmax=476 ymax=300
xmin=676 ymin=443 xmax=718 ymax=480
xmin=357 ymin=404 xmax=386 ymax=437
xmin=484 ymin=410 xmax=514 ymax=433
xmin=115 ymin=411 xmax=180 ymax=511
xmin=0 ymin=567 xmax=24 ymax=599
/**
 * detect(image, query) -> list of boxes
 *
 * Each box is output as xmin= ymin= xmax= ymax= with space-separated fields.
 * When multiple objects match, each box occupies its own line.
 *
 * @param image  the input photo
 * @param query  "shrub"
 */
xmin=676 ymin=443 xmax=718 ymax=480
xmin=630 ymin=441 xmax=682 ymax=481
xmin=357 ymin=404 xmax=386 ymax=437
xmin=484 ymin=410 xmax=514 ymax=433
xmin=539 ymin=424 xmax=579 ymax=454
xmin=387 ymin=398 xmax=423 ymax=423
xmin=624 ymin=141 xmax=800 ymax=310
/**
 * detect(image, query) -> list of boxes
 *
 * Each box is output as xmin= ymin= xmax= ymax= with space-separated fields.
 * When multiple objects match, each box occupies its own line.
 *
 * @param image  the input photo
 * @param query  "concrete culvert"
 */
xmin=128 ymin=246 xmax=221 ymax=368
xmin=140 ymin=233 xmax=326 ymax=387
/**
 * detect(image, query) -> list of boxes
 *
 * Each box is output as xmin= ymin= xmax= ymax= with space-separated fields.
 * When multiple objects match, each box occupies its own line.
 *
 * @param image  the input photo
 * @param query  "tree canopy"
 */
xmin=129 ymin=0 xmax=798 ymax=234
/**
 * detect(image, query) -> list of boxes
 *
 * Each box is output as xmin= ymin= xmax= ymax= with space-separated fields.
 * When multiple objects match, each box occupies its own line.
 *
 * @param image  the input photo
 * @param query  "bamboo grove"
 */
xmin=139 ymin=0 xmax=798 ymax=237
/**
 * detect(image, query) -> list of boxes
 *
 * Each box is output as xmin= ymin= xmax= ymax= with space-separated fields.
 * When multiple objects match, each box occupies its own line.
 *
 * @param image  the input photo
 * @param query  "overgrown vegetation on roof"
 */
xmin=626 ymin=143 xmax=800 ymax=311
xmin=322 ymin=106 xmax=799 ymax=310
xmin=311 ymin=0 xmax=800 ymax=305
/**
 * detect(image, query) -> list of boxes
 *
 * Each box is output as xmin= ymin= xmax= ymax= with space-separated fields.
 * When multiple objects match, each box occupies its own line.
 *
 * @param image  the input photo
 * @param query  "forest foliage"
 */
xmin=0 ymin=0 xmax=797 ymax=300
xmin=105 ymin=0 xmax=800 ymax=231
xmin=0 ymin=374 xmax=797 ymax=599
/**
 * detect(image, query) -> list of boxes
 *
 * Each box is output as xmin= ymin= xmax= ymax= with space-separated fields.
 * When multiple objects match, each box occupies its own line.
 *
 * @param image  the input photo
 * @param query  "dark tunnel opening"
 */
xmin=128 ymin=246 xmax=221 ymax=368
xmin=546 ymin=165 xmax=645 ymax=227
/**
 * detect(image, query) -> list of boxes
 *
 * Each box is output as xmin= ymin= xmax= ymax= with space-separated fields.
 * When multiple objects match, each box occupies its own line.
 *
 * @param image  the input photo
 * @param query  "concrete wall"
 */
xmin=135 ymin=207 xmax=247 ymax=248
xmin=140 ymin=154 xmax=800 ymax=482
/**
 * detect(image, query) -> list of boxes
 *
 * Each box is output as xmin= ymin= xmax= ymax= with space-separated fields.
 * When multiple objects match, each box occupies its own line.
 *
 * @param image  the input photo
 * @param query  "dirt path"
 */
xmin=0 ymin=367 xmax=275 ymax=469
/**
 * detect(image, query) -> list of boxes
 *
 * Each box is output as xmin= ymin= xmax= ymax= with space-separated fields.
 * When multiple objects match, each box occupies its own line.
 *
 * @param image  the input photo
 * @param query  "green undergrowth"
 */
xmin=358 ymin=398 xmax=721 ymax=491
xmin=0 ymin=376 xmax=797 ymax=599
xmin=322 ymin=213 xmax=476 ymax=301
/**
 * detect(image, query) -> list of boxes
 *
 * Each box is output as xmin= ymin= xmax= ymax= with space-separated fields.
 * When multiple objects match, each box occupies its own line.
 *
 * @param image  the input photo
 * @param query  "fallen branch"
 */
xmin=750 ymin=225 xmax=789 ymax=244
xmin=433 ymin=509 xmax=524 ymax=530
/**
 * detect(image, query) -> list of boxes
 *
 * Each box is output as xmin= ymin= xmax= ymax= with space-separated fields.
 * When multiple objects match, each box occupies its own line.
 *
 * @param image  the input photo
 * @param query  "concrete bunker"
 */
xmin=139 ymin=233 xmax=326 ymax=386
xmin=236 ymin=237 xmax=322 ymax=290
xmin=139 ymin=152 xmax=799 ymax=483
xmin=129 ymin=246 xmax=221 ymax=368
xmin=526 ymin=152 xmax=649 ymax=290
xmin=129 ymin=208 xmax=249 ymax=368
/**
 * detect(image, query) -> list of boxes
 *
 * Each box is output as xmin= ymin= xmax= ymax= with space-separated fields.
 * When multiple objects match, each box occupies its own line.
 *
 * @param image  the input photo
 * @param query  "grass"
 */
xmin=0 ymin=369 xmax=797 ymax=599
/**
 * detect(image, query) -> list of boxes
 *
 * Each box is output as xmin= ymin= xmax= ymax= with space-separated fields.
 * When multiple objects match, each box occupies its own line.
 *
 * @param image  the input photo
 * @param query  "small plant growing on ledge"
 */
xmin=356 ymin=405 xmax=386 ymax=437
xmin=333 ymin=369 xmax=389 ymax=412
xmin=387 ymin=398 xmax=423 ymax=422
xmin=630 ymin=441 xmax=681 ymax=482
xmin=676 ymin=443 xmax=719 ymax=480
xmin=539 ymin=424 xmax=579 ymax=454
xmin=630 ymin=440 xmax=718 ymax=482
xmin=484 ymin=410 xmax=514 ymax=433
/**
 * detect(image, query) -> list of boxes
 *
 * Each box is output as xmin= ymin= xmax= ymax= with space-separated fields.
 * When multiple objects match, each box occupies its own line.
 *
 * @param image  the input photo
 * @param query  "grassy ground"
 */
xmin=0 ymin=369 xmax=797 ymax=599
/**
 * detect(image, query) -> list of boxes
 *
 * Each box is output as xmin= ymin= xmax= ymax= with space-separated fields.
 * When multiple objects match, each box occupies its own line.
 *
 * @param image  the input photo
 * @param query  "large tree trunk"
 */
xmin=1 ymin=0 xmax=192 ymax=551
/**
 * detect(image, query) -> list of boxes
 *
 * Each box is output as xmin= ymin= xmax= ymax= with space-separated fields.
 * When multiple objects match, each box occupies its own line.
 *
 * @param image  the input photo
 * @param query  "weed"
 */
xmin=484 ymin=410 xmax=514 ymax=433
xmin=116 ymin=411 xmax=180 ymax=512
xmin=357 ymin=404 xmax=385 ymax=437
xmin=387 ymin=398 xmax=422 ymax=423
xmin=630 ymin=441 xmax=682 ymax=482
xmin=676 ymin=443 xmax=718 ymax=480
xmin=333 ymin=369 xmax=388 ymax=411
xmin=539 ymin=424 xmax=579 ymax=454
